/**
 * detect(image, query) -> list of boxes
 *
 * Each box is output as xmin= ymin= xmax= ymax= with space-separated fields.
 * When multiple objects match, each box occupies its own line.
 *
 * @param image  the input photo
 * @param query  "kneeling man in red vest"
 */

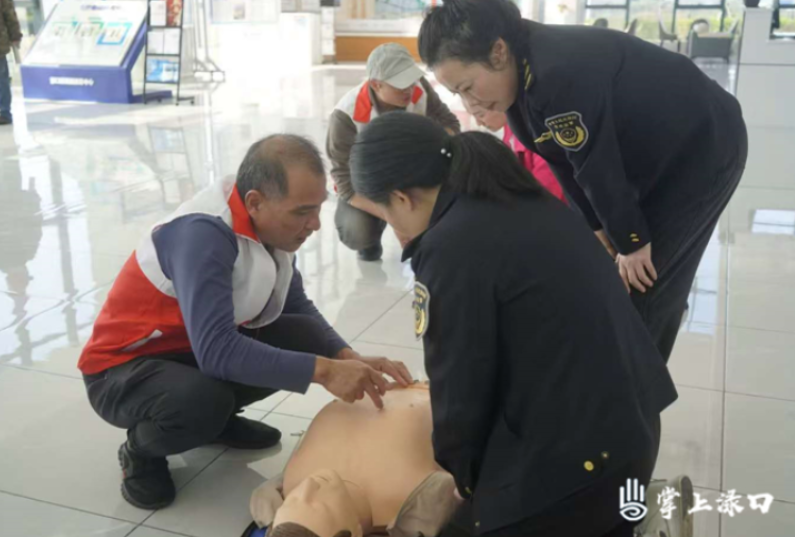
xmin=79 ymin=134 xmax=413 ymax=510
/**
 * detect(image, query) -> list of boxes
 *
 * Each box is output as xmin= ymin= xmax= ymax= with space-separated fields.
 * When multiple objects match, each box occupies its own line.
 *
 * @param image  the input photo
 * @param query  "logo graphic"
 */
xmin=413 ymin=281 xmax=430 ymax=340
xmin=620 ymin=478 xmax=648 ymax=522
xmin=545 ymin=111 xmax=589 ymax=152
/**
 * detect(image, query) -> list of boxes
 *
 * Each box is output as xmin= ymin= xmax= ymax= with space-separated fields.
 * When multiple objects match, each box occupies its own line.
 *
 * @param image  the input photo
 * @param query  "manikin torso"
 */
xmin=282 ymin=384 xmax=441 ymax=533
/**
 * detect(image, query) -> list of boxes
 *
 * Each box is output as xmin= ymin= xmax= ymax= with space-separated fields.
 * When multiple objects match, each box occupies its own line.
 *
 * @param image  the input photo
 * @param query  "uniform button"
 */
xmin=584 ymin=460 xmax=595 ymax=472
xmin=475 ymin=522 xmax=481 ymax=528
xmin=601 ymin=451 xmax=610 ymax=460
xmin=465 ymin=487 xmax=472 ymax=495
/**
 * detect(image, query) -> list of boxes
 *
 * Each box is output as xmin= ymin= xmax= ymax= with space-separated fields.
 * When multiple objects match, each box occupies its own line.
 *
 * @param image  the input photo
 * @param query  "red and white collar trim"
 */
xmin=352 ymin=83 xmax=425 ymax=124
xmin=228 ymin=185 xmax=261 ymax=242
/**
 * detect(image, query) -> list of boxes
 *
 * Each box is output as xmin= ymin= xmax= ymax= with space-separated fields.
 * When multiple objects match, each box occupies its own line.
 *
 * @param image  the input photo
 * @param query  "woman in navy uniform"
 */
xmin=349 ymin=112 xmax=683 ymax=537
xmin=418 ymin=0 xmax=747 ymax=362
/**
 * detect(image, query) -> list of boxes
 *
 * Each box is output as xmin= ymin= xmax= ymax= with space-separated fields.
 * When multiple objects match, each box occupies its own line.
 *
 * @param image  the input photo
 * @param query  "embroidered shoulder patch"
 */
xmin=413 ymin=281 xmax=430 ymax=340
xmin=544 ymin=111 xmax=589 ymax=152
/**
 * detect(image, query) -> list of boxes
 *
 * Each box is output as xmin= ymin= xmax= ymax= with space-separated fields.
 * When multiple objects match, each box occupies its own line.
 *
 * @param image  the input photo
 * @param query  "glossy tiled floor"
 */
xmin=1 ymin=63 xmax=793 ymax=537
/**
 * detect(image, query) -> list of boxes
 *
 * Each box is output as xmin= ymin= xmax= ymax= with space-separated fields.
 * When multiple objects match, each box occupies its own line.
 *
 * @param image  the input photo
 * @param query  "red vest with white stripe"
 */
xmin=335 ymin=81 xmax=428 ymax=132
xmin=78 ymin=178 xmax=294 ymax=375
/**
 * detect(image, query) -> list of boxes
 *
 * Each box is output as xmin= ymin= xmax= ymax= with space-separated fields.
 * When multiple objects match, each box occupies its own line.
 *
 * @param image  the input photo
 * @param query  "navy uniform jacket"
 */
xmin=404 ymin=189 xmax=677 ymax=534
xmin=507 ymin=21 xmax=745 ymax=255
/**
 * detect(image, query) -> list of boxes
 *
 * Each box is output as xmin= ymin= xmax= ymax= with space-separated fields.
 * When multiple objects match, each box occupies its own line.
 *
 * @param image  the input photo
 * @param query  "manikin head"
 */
xmin=366 ymin=43 xmax=425 ymax=110
xmin=271 ymin=470 xmax=363 ymax=537
xmin=236 ymin=135 xmax=328 ymax=253
xmin=349 ymin=112 xmax=544 ymax=246
xmin=418 ymin=0 xmax=523 ymax=118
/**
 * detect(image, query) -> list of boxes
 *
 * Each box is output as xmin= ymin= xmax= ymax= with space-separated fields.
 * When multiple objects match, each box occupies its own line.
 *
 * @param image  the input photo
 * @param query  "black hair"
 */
xmin=350 ymin=112 xmax=543 ymax=205
xmin=419 ymin=0 xmax=525 ymax=68
xmin=268 ymin=523 xmax=351 ymax=537
xmin=236 ymin=134 xmax=325 ymax=201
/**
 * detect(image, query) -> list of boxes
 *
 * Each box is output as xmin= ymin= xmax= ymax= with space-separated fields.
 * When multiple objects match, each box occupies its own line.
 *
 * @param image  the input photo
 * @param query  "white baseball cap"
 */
xmin=366 ymin=43 xmax=426 ymax=90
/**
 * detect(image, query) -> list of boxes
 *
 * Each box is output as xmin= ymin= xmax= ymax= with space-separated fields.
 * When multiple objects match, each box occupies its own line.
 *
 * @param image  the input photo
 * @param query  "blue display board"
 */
xmin=21 ymin=0 xmax=170 ymax=103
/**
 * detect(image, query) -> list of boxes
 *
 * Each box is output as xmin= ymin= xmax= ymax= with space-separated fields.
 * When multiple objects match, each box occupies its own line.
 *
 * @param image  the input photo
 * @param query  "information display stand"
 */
xmin=143 ymin=0 xmax=195 ymax=104
xmin=20 ymin=0 xmax=162 ymax=103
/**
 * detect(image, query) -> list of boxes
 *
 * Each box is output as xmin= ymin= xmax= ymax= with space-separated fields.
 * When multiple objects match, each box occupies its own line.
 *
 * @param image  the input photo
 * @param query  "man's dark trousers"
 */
xmin=84 ymin=314 xmax=329 ymax=457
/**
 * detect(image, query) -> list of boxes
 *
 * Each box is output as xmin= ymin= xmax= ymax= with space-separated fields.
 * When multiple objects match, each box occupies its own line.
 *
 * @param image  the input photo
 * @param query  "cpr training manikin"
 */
xmin=244 ymin=383 xmax=460 ymax=537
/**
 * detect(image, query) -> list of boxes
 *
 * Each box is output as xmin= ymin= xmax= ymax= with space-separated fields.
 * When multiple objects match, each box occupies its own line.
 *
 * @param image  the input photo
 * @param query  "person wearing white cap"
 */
xmin=327 ymin=43 xmax=460 ymax=261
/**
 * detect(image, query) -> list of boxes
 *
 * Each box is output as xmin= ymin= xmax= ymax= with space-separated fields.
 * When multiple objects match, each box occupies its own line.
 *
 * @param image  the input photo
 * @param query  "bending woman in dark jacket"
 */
xmin=350 ymin=112 xmax=688 ymax=537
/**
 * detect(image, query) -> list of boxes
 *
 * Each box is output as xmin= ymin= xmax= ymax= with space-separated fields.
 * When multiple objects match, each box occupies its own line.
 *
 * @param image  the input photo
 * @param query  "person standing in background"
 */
xmin=0 ymin=0 xmax=22 ymax=125
xmin=327 ymin=43 xmax=460 ymax=261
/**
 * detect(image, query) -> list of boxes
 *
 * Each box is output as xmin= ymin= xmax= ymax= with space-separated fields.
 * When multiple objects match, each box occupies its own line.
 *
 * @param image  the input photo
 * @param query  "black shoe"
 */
xmin=0 ymin=117 xmax=11 ymax=126
xmin=357 ymin=244 xmax=383 ymax=262
xmin=216 ymin=416 xmax=282 ymax=450
xmin=118 ymin=442 xmax=175 ymax=510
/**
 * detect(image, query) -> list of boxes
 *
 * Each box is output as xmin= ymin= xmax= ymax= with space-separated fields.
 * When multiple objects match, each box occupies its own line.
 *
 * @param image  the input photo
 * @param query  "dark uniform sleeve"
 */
xmin=419 ymin=246 xmax=499 ymax=499
xmin=538 ymin=80 xmax=651 ymax=254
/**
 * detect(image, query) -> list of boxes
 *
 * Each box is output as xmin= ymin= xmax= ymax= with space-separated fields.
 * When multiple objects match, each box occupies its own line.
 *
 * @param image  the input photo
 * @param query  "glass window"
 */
xmin=779 ymin=7 xmax=795 ymax=33
xmin=586 ymin=0 xmax=629 ymax=6
xmin=584 ymin=8 xmax=629 ymax=29
xmin=631 ymin=0 xmax=675 ymax=41
xmin=674 ymin=8 xmax=725 ymax=36
xmin=677 ymin=0 xmax=722 ymax=6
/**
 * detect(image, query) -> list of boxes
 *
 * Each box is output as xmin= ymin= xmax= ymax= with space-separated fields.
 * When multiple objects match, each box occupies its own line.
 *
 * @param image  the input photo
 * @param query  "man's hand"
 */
xmin=336 ymin=348 xmax=413 ymax=387
xmin=616 ymin=243 xmax=657 ymax=294
xmin=313 ymin=357 xmax=389 ymax=409
xmin=594 ymin=229 xmax=617 ymax=259
xmin=12 ymin=41 xmax=21 ymax=48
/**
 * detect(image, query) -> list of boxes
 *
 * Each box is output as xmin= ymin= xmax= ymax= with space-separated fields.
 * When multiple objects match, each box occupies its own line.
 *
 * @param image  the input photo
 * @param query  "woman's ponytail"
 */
xmin=447 ymin=131 xmax=544 ymax=203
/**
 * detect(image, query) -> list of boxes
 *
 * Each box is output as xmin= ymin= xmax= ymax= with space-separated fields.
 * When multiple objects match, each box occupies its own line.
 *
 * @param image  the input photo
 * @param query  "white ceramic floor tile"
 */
xmin=669 ymin=322 xmax=726 ymax=392
xmin=0 ymin=291 xmax=62 ymax=332
xmin=301 ymin=276 xmax=408 ymax=342
xmin=297 ymin=201 xmax=415 ymax=292
xmin=0 ymin=491 xmax=135 ymax=537
xmin=246 ymin=390 xmax=291 ymax=413
xmin=0 ymin=247 xmax=128 ymax=302
xmin=721 ymin=497 xmax=795 ymax=537
xmin=729 ymin=242 xmax=795 ymax=287
xmin=728 ymin=187 xmax=795 ymax=236
xmin=727 ymin=279 xmax=795 ymax=333
xmin=0 ymin=301 xmax=98 ymax=378
xmin=654 ymin=387 xmax=723 ymax=490
xmin=733 ymin=125 xmax=795 ymax=185
xmin=269 ymin=383 xmax=337 ymax=419
xmin=0 ymin=367 xmax=224 ymax=523
xmin=727 ymin=187 xmax=795 ymax=285
xmin=146 ymin=413 xmax=310 ymax=537
xmin=724 ymin=394 xmax=795 ymax=503
xmin=356 ymin=293 xmax=421 ymax=350
xmin=129 ymin=527 xmax=190 ymax=537
xmin=696 ymin=238 xmax=729 ymax=281
xmin=726 ymin=328 xmax=795 ymax=401
xmin=684 ymin=277 xmax=728 ymax=327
